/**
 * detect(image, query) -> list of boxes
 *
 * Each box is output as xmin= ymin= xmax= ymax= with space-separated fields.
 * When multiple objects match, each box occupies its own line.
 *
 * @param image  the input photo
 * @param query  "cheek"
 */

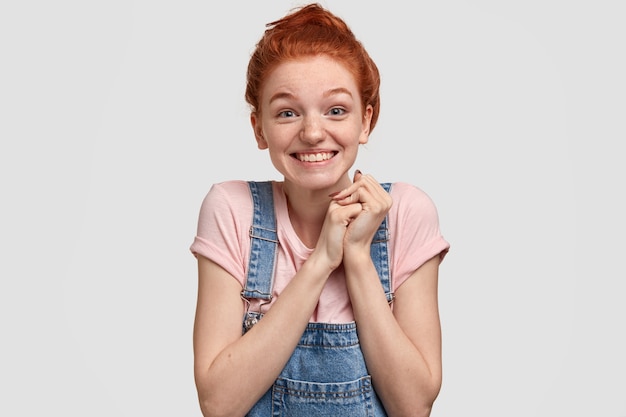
xmin=340 ymin=123 xmax=368 ymax=145
xmin=264 ymin=124 xmax=299 ymax=144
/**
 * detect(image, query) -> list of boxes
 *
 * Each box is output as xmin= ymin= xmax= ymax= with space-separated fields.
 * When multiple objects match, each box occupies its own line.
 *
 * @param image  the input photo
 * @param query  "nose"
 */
xmin=300 ymin=114 xmax=325 ymax=144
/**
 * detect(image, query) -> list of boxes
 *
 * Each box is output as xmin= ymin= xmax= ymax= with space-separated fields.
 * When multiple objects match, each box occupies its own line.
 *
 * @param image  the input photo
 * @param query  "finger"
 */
xmin=334 ymin=191 xmax=360 ymax=206
xmin=331 ymin=170 xmax=367 ymax=201
xmin=332 ymin=176 xmax=377 ymax=205
xmin=334 ymin=187 xmax=375 ymax=207
xmin=328 ymin=201 xmax=363 ymax=224
xmin=335 ymin=181 xmax=391 ymax=215
xmin=356 ymin=173 xmax=389 ymax=201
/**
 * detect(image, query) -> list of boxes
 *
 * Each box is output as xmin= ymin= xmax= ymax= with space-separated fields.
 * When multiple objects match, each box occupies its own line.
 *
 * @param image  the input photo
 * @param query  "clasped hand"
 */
xmin=316 ymin=170 xmax=392 ymax=269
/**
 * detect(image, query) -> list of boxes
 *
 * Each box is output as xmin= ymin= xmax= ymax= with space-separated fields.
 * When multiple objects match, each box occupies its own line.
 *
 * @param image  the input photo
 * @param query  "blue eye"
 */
xmin=278 ymin=110 xmax=295 ymax=118
xmin=329 ymin=108 xmax=345 ymax=116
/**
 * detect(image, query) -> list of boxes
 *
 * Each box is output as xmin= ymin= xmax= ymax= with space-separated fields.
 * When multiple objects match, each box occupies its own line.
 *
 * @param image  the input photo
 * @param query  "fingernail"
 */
xmin=355 ymin=169 xmax=362 ymax=175
xmin=328 ymin=191 xmax=340 ymax=198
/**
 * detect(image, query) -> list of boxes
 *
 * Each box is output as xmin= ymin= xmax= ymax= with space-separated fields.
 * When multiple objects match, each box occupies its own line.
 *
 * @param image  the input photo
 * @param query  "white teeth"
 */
xmin=298 ymin=152 xmax=334 ymax=162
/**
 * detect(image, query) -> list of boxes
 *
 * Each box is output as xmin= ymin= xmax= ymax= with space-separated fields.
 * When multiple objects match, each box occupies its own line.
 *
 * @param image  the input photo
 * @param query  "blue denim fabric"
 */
xmin=243 ymin=181 xmax=392 ymax=416
xmin=371 ymin=182 xmax=393 ymax=303
xmin=243 ymin=181 xmax=278 ymax=301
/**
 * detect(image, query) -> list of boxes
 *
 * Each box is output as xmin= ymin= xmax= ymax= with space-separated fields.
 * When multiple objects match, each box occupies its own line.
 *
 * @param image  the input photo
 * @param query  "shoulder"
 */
xmin=389 ymin=182 xmax=439 ymax=211
xmin=387 ymin=182 xmax=444 ymax=233
xmin=197 ymin=180 xmax=254 ymax=222
xmin=206 ymin=180 xmax=252 ymax=197
xmin=201 ymin=180 xmax=252 ymax=207
xmin=386 ymin=182 xmax=450 ymax=281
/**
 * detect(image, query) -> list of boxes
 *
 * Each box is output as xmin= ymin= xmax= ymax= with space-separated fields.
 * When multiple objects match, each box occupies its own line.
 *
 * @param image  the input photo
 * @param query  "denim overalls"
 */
xmin=242 ymin=181 xmax=392 ymax=417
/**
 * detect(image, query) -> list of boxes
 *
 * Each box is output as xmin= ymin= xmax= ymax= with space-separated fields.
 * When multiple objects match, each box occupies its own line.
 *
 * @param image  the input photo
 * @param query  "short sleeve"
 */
xmin=388 ymin=182 xmax=450 ymax=290
xmin=189 ymin=180 xmax=253 ymax=287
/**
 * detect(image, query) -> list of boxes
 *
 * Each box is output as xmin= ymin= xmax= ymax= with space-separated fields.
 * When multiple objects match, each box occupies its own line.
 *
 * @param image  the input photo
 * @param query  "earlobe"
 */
xmin=251 ymin=112 xmax=268 ymax=149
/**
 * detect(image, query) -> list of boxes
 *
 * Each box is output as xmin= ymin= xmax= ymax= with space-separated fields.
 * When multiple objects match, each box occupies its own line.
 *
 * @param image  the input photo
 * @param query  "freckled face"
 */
xmin=251 ymin=55 xmax=373 ymax=192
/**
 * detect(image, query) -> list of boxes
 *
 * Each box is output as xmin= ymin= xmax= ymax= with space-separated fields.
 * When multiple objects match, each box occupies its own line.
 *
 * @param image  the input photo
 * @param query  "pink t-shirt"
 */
xmin=190 ymin=180 xmax=449 ymax=323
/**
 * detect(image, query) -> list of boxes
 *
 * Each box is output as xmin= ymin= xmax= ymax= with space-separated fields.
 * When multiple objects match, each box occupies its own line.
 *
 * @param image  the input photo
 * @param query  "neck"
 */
xmin=282 ymin=177 xmax=351 ymax=248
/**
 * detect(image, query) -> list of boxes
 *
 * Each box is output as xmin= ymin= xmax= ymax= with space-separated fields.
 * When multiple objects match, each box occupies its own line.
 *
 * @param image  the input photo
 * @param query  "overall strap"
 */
xmin=243 ymin=181 xmax=394 ymax=303
xmin=373 ymin=182 xmax=394 ymax=303
xmin=242 ymin=181 xmax=278 ymax=301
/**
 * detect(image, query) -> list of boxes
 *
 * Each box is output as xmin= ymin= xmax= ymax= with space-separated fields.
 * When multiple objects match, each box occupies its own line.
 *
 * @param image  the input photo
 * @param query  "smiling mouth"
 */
xmin=293 ymin=152 xmax=337 ymax=162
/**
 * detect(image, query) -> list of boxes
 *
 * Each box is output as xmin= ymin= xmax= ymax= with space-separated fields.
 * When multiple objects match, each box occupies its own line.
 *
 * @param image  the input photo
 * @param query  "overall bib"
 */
xmin=242 ymin=181 xmax=392 ymax=417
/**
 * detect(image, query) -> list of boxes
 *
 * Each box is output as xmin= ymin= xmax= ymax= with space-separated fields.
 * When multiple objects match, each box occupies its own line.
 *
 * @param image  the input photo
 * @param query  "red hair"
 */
xmin=245 ymin=3 xmax=381 ymax=132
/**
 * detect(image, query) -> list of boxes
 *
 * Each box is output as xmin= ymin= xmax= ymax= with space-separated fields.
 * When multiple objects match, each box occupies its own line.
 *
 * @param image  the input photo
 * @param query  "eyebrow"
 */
xmin=324 ymin=87 xmax=353 ymax=99
xmin=268 ymin=92 xmax=295 ymax=105
xmin=268 ymin=88 xmax=353 ymax=105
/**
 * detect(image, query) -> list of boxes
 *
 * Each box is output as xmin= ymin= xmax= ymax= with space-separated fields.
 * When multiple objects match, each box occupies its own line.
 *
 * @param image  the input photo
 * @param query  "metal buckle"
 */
xmin=240 ymin=292 xmax=271 ymax=333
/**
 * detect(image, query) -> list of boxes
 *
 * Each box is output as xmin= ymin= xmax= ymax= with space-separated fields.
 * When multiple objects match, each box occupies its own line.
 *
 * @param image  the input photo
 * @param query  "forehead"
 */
xmin=262 ymin=55 xmax=360 ymax=98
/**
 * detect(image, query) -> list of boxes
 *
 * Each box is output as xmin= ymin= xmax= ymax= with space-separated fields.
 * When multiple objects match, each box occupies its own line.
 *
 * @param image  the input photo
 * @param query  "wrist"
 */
xmin=305 ymin=250 xmax=340 ymax=276
xmin=342 ymin=248 xmax=373 ymax=270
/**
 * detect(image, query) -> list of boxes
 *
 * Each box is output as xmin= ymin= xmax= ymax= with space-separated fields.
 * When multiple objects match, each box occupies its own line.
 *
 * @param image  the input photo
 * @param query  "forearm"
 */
xmin=196 ymin=257 xmax=333 ymax=417
xmin=344 ymin=252 xmax=441 ymax=416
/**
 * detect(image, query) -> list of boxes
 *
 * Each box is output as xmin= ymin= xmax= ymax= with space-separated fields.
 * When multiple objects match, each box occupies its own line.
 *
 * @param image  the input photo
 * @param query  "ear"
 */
xmin=359 ymin=105 xmax=373 ymax=145
xmin=251 ymin=112 xmax=268 ymax=149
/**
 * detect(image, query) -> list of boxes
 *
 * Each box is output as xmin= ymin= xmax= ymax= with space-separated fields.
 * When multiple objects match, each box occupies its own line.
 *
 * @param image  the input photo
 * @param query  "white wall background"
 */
xmin=1 ymin=0 xmax=624 ymax=415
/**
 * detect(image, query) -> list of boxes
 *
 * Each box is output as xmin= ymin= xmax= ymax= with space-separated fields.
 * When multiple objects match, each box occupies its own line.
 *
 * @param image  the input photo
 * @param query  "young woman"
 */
xmin=190 ymin=4 xmax=450 ymax=416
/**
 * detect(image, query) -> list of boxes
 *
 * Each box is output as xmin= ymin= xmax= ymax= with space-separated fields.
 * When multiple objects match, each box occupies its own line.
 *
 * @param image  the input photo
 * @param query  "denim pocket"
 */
xmin=271 ymin=376 xmax=374 ymax=416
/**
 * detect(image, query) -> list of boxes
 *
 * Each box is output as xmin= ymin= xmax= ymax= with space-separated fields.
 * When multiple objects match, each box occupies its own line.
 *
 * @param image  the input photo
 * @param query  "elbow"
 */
xmin=417 ymin=376 xmax=442 ymax=417
xmin=412 ymin=404 xmax=434 ymax=417
xmin=413 ymin=406 xmax=433 ymax=417
xmin=196 ymin=374 xmax=246 ymax=417
xmin=408 ymin=397 xmax=437 ymax=417
xmin=198 ymin=396 xmax=217 ymax=417
xmin=391 ymin=400 xmax=435 ymax=417
xmin=198 ymin=403 xmax=233 ymax=417
xmin=384 ymin=383 xmax=441 ymax=417
xmin=198 ymin=393 xmax=243 ymax=417
xmin=406 ymin=376 xmax=442 ymax=417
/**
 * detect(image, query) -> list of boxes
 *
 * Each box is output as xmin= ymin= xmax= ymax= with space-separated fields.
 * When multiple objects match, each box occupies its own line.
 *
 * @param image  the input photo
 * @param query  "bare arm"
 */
xmin=343 ymin=253 xmax=443 ymax=417
xmin=193 ymin=201 xmax=363 ymax=417
xmin=333 ymin=172 xmax=443 ymax=416
xmin=193 ymin=255 xmax=331 ymax=416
